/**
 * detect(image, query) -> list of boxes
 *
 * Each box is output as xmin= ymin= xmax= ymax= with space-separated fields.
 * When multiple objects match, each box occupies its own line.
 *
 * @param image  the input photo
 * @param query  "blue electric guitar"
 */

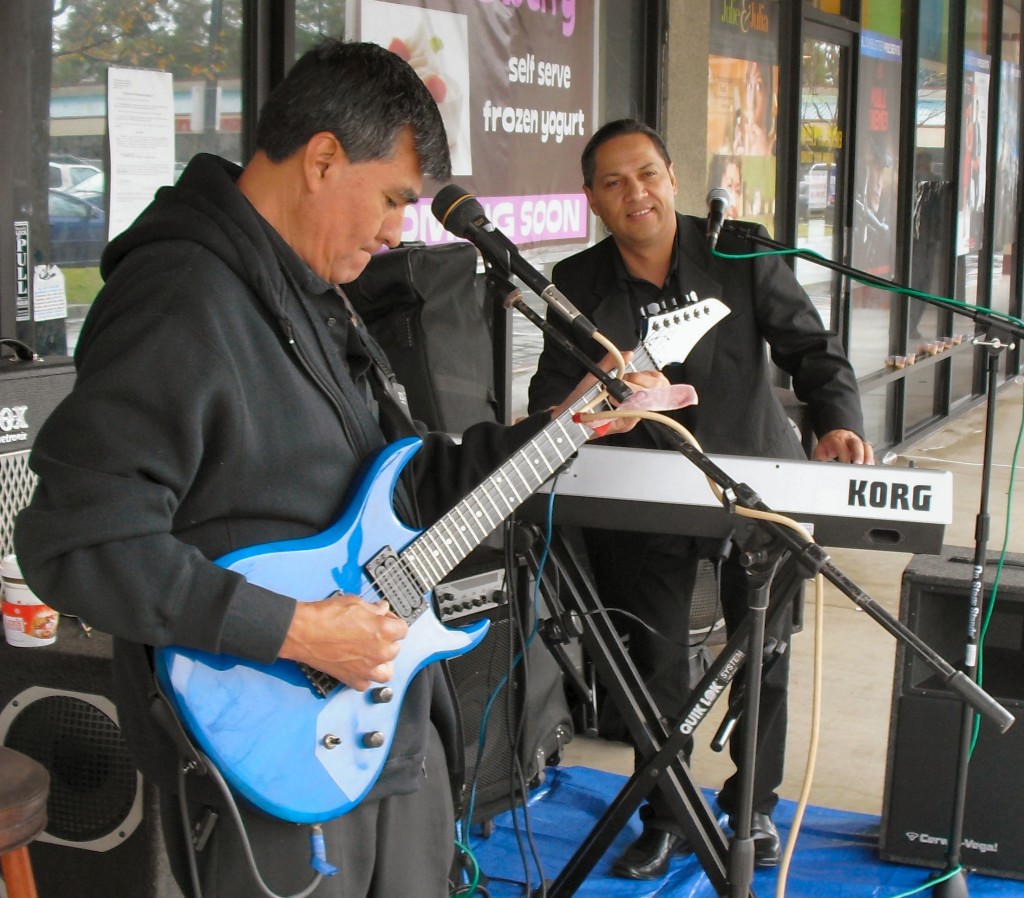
xmin=154 ymin=300 xmax=729 ymax=823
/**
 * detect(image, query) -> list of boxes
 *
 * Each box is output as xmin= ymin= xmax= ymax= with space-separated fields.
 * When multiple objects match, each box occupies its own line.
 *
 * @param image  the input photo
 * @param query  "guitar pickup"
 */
xmin=365 ymin=546 xmax=428 ymax=623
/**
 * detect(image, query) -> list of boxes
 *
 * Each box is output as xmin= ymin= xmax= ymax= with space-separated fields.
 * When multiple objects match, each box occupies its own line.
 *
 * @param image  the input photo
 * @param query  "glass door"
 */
xmin=795 ymin=28 xmax=852 ymax=334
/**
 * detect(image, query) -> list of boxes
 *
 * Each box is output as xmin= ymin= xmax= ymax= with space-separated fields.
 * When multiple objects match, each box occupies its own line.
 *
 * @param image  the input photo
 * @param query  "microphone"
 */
xmin=431 ymin=185 xmax=597 ymax=339
xmin=706 ymin=187 xmax=732 ymax=251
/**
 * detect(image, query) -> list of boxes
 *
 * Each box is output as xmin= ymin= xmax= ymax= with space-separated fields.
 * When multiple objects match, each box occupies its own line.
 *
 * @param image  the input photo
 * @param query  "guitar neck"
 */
xmin=402 ymin=350 xmax=647 ymax=592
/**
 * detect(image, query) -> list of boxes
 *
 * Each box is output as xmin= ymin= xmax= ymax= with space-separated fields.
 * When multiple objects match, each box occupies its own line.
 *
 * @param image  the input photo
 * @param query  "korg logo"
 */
xmin=0 ymin=405 xmax=29 ymax=445
xmin=848 ymin=479 xmax=932 ymax=512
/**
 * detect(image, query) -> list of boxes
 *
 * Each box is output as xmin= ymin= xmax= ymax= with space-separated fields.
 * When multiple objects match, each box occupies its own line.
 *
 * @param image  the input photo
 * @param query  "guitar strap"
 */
xmin=335 ymin=286 xmax=426 ymax=528
xmin=334 ymin=285 xmax=419 ymax=438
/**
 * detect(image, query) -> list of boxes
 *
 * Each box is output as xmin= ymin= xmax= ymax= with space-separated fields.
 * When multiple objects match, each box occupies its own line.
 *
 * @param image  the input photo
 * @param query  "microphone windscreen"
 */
xmin=431 ymin=185 xmax=483 ymax=237
xmin=706 ymin=186 xmax=732 ymax=209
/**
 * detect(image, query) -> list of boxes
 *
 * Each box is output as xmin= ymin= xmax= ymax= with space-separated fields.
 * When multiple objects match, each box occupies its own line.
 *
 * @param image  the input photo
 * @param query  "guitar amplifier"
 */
xmin=0 ymin=357 xmax=76 ymax=554
xmin=0 ymin=628 xmax=183 ymax=897
xmin=440 ymin=553 xmax=573 ymax=825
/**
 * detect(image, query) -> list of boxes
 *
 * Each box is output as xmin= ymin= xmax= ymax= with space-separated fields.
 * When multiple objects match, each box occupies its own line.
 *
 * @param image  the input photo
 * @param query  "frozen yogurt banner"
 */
xmin=355 ymin=0 xmax=592 ymax=247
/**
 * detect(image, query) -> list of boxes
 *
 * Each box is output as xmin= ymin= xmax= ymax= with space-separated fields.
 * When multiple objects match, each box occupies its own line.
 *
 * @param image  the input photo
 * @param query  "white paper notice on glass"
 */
xmin=107 ymin=67 xmax=176 ymax=241
xmin=33 ymin=265 xmax=67 ymax=322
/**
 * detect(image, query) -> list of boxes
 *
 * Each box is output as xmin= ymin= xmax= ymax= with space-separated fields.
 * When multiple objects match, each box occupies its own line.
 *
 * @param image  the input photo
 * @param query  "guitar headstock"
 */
xmin=640 ymin=297 xmax=730 ymax=369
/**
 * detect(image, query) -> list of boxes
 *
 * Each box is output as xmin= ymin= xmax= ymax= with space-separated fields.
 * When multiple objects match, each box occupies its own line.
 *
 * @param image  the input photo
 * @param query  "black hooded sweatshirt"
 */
xmin=15 ymin=153 xmax=549 ymax=805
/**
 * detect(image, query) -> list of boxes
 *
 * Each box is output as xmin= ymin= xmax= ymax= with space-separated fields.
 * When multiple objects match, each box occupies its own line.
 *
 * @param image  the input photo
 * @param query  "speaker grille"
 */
xmin=450 ymin=612 xmax=523 ymax=822
xmin=0 ymin=449 xmax=36 ymax=556
xmin=0 ymin=687 xmax=142 ymax=850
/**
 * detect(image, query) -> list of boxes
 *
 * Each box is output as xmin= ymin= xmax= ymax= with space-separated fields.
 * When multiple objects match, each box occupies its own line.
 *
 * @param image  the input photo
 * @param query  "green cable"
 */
xmin=889 ymin=865 xmax=965 ymax=897
xmin=711 ymin=244 xmax=1024 ymax=332
xmin=452 ymin=838 xmax=482 ymax=896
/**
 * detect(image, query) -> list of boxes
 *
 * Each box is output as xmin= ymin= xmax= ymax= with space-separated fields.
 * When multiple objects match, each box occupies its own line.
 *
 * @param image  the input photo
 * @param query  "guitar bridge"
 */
xmin=299 ymin=663 xmax=339 ymax=698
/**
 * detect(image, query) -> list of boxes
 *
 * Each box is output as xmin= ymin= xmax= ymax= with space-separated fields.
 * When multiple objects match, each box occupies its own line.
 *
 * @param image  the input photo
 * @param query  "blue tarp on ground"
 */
xmin=465 ymin=766 xmax=1023 ymax=897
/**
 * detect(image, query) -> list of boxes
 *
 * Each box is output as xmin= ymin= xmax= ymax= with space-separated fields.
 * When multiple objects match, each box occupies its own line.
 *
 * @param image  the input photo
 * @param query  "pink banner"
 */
xmin=403 ymin=193 xmax=588 ymax=245
xmin=357 ymin=0 xmax=594 ymax=248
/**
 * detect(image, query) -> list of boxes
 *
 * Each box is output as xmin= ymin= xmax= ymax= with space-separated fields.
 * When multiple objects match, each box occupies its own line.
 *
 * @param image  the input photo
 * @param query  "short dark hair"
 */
xmin=254 ymin=39 xmax=451 ymax=180
xmin=581 ymin=119 xmax=672 ymax=187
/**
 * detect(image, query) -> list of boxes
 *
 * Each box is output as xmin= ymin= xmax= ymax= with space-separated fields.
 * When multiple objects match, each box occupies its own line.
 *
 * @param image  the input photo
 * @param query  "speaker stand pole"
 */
xmin=726 ymin=528 xmax=782 ymax=898
xmin=931 ymin=338 xmax=1012 ymax=898
xmin=484 ymin=270 xmax=515 ymax=425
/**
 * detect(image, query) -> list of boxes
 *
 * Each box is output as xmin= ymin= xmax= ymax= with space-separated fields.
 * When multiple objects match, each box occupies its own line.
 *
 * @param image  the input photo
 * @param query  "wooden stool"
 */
xmin=0 ymin=746 xmax=49 ymax=898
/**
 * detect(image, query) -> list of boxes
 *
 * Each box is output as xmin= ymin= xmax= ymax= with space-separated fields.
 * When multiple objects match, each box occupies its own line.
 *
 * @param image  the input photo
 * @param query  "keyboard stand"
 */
xmin=525 ymin=524 xmax=804 ymax=897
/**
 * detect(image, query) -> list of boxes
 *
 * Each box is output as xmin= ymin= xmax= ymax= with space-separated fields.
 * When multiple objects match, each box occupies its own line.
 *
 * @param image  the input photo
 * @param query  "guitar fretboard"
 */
xmin=402 ymin=345 xmax=657 ymax=594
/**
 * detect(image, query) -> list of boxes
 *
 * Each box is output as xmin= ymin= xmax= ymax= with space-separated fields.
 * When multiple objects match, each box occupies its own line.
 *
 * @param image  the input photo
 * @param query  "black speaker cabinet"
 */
xmin=0 ymin=358 xmax=76 ymax=555
xmin=0 ymin=626 xmax=183 ymax=897
xmin=440 ymin=557 xmax=572 ymax=825
xmin=880 ymin=546 xmax=1024 ymax=880
xmin=347 ymin=242 xmax=499 ymax=433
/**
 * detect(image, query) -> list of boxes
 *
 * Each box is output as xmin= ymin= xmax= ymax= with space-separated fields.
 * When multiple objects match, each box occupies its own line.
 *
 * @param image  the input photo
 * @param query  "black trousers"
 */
xmin=162 ymin=723 xmax=455 ymax=897
xmin=583 ymin=529 xmax=794 ymax=836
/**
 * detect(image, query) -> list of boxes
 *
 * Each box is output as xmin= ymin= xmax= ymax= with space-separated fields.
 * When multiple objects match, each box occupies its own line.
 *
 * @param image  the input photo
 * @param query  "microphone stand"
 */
xmin=481 ymin=258 xmax=1016 ymax=897
xmin=721 ymin=221 xmax=1024 ymax=896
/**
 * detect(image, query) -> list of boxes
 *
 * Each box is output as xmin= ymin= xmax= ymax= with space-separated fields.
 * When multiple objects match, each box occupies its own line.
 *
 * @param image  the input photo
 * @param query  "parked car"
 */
xmin=66 ymin=170 xmax=105 ymax=207
xmin=48 ymin=189 xmax=106 ymax=266
xmin=49 ymin=158 xmax=102 ymax=192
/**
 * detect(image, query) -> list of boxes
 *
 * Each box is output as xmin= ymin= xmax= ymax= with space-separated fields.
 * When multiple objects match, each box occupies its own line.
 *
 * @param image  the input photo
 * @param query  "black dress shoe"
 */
xmin=611 ymin=827 xmax=691 ymax=880
xmin=751 ymin=812 xmax=781 ymax=867
xmin=733 ymin=812 xmax=781 ymax=868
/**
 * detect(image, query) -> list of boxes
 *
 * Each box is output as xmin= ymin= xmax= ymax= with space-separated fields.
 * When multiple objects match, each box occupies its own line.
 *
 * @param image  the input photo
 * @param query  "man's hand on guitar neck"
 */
xmin=549 ymin=351 xmax=670 ymax=438
xmin=278 ymin=594 xmax=408 ymax=691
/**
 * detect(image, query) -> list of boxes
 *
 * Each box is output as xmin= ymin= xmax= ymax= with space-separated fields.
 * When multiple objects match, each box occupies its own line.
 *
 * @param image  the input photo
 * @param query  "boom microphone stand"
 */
xmin=721 ymin=221 xmax=1024 ymax=896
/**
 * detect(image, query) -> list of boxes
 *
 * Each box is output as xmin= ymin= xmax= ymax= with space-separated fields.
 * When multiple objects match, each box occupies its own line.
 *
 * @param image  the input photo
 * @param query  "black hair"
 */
xmin=580 ymin=119 xmax=672 ymax=187
xmin=254 ymin=38 xmax=451 ymax=180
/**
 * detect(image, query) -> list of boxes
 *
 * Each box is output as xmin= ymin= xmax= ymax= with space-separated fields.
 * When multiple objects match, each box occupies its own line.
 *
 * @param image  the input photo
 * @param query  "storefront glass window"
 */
xmin=22 ymin=0 xmax=245 ymax=357
xmin=795 ymin=36 xmax=842 ymax=332
xmin=296 ymin=2 xmax=347 ymax=55
xmin=952 ymin=0 xmax=991 ymax=403
xmin=847 ymin=29 xmax=902 ymax=389
xmin=906 ymin=0 xmax=954 ymax=430
xmin=989 ymin=5 xmax=1021 ymax=327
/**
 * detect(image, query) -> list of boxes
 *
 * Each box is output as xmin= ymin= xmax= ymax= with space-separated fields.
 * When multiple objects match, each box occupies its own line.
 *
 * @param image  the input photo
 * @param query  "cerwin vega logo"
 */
xmin=0 ymin=405 xmax=29 ymax=445
xmin=848 ymin=478 xmax=932 ymax=512
xmin=905 ymin=832 xmax=999 ymax=854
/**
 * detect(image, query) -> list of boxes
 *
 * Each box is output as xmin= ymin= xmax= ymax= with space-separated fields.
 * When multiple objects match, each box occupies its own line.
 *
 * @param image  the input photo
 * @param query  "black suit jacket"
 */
xmin=528 ymin=213 xmax=865 ymax=460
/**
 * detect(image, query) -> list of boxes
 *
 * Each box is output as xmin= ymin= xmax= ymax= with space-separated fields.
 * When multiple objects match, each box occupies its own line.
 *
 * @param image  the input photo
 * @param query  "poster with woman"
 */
xmin=958 ymin=51 xmax=991 ymax=255
xmin=851 ymin=31 xmax=901 ymax=279
xmin=353 ymin=0 xmax=594 ymax=248
xmin=707 ymin=1 xmax=779 ymax=231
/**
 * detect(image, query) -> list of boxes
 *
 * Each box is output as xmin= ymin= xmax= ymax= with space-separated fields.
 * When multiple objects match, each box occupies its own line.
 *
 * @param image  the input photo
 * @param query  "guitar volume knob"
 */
xmin=370 ymin=687 xmax=394 ymax=704
xmin=361 ymin=731 xmax=386 ymax=749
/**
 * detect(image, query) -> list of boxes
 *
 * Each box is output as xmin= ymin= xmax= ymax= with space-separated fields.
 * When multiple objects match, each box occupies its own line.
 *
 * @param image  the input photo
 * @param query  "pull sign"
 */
xmin=14 ymin=222 xmax=30 ymax=321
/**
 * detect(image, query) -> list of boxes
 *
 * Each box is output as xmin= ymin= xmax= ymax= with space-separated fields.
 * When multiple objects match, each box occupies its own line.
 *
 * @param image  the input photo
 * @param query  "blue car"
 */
xmin=49 ymin=189 xmax=107 ymax=266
